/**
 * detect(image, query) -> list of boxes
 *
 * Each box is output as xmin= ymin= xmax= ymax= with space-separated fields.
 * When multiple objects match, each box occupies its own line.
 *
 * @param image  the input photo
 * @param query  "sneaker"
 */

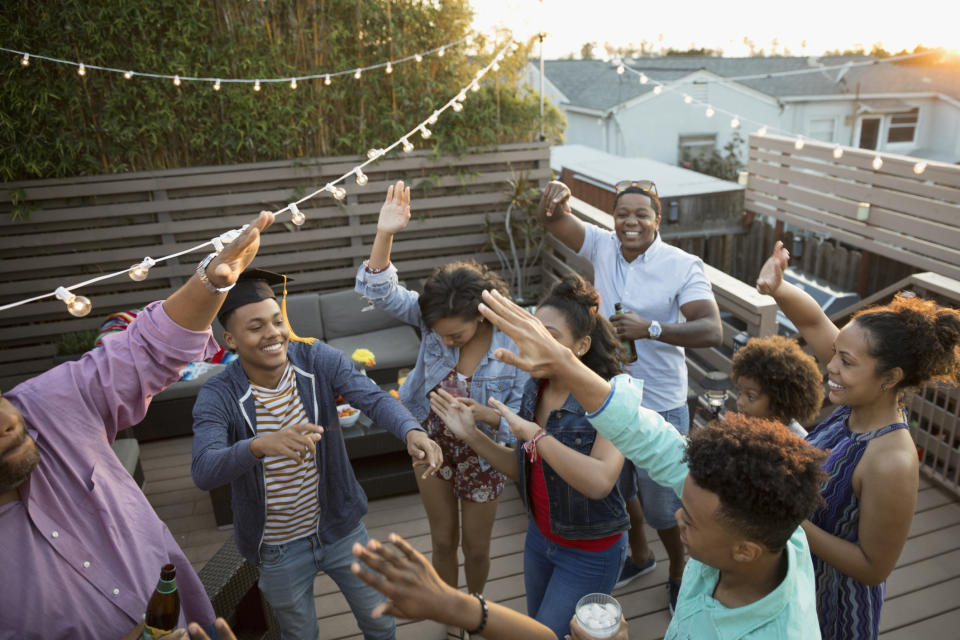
xmin=667 ymin=579 xmax=681 ymax=615
xmin=615 ymin=553 xmax=656 ymax=589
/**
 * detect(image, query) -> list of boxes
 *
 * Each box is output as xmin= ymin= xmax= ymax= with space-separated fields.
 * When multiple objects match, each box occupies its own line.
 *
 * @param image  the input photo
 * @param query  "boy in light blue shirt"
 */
xmin=477 ymin=289 xmax=824 ymax=639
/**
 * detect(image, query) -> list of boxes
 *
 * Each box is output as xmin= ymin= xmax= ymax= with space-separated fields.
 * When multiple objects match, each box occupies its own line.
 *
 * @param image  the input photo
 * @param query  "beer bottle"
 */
xmin=614 ymin=303 xmax=638 ymax=363
xmin=143 ymin=564 xmax=180 ymax=639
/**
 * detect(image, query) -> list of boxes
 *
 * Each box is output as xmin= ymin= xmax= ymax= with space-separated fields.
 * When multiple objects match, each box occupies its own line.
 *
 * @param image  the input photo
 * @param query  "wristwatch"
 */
xmin=648 ymin=320 xmax=663 ymax=340
xmin=196 ymin=252 xmax=236 ymax=295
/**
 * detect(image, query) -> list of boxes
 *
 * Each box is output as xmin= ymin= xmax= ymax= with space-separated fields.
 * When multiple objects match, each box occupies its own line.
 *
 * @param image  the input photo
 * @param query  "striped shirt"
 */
xmin=250 ymin=364 xmax=321 ymax=544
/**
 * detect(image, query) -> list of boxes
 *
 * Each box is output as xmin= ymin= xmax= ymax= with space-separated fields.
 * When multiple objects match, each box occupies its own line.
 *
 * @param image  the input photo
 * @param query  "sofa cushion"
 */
xmin=153 ymin=363 xmax=227 ymax=402
xmin=285 ymin=292 xmax=325 ymax=341
xmin=326 ymin=326 xmax=420 ymax=372
xmin=320 ymin=288 xmax=406 ymax=340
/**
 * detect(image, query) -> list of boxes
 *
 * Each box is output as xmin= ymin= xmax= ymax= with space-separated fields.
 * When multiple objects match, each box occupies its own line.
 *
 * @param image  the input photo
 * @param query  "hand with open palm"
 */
xmin=756 ymin=240 xmax=790 ymax=297
xmin=377 ymin=180 xmax=412 ymax=235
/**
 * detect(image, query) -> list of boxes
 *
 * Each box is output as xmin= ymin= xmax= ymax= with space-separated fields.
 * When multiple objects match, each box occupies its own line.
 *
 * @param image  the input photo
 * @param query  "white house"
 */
xmin=525 ymin=56 xmax=960 ymax=165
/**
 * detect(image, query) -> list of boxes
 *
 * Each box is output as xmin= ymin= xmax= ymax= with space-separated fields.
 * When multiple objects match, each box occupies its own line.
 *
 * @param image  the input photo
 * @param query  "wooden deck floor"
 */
xmin=141 ymin=436 xmax=960 ymax=639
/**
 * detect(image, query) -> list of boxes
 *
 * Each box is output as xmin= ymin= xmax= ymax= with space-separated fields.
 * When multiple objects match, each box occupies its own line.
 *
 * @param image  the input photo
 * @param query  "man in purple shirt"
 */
xmin=0 ymin=211 xmax=274 ymax=639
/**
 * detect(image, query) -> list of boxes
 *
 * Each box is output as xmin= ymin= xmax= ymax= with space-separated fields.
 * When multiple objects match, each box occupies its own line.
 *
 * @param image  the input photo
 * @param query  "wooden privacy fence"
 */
xmin=539 ymin=196 xmax=780 ymax=398
xmin=0 ymin=142 xmax=551 ymax=389
xmin=745 ymin=133 xmax=960 ymax=282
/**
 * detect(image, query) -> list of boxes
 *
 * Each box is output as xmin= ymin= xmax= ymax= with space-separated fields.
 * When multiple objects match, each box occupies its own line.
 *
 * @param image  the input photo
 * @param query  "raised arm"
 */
xmin=367 ymin=180 xmax=411 ymax=270
xmin=757 ymin=241 xmax=838 ymax=364
xmin=538 ymin=180 xmax=586 ymax=252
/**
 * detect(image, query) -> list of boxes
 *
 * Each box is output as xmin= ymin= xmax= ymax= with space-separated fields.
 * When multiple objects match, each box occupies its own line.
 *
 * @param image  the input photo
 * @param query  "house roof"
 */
xmin=542 ymin=57 xmax=960 ymax=111
xmin=551 ymin=144 xmax=743 ymax=198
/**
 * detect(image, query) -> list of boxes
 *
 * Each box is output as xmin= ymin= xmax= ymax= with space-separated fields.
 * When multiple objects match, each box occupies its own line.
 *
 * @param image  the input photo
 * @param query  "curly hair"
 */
xmin=537 ymin=273 xmax=623 ymax=380
xmin=731 ymin=335 xmax=824 ymax=424
xmin=613 ymin=186 xmax=661 ymax=219
xmin=852 ymin=293 xmax=960 ymax=391
xmin=418 ymin=260 xmax=510 ymax=327
xmin=684 ymin=413 xmax=827 ymax=551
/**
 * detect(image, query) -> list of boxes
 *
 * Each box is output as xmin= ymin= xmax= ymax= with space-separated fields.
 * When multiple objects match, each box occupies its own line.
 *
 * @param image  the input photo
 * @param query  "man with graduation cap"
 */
xmin=191 ymin=268 xmax=441 ymax=640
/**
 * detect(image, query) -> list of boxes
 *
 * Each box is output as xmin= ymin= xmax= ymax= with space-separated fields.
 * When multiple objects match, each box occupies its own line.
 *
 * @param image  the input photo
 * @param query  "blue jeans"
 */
xmin=523 ymin=521 xmax=627 ymax=639
xmin=257 ymin=522 xmax=395 ymax=640
xmin=633 ymin=404 xmax=689 ymax=530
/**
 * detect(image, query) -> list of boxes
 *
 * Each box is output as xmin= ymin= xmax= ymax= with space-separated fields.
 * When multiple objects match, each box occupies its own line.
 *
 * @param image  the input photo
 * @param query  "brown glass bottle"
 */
xmin=143 ymin=564 xmax=180 ymax=639
xmin=614 ymin=303 xmax=638 ymax=363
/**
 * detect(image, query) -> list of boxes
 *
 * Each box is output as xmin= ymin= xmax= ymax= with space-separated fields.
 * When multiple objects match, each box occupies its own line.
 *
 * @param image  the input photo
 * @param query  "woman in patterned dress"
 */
xmin=757 ymin=241 xmax=960 ymax=639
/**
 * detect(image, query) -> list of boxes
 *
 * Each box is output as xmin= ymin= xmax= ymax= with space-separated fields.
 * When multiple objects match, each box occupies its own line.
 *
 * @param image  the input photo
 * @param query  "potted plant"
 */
xmin=485 ymin=171 xmax=544 ymax=306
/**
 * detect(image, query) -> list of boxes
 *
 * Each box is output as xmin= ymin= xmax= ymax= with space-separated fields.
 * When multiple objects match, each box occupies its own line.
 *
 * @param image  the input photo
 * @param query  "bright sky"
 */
xmin=471 ymin=0 xmax=957 ymax=58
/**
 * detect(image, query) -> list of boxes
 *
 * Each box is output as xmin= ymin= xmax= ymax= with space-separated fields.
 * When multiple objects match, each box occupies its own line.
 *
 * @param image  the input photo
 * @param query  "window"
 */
xmin=679 ymin=133 xmax=716 ymax=161
xmin=859 ymin=117 xmax=881 ymax=150
xmin=887 ymin=108 xmax=918 ymax=143
xmin=808 ymin=118 xmax=836 ymax=143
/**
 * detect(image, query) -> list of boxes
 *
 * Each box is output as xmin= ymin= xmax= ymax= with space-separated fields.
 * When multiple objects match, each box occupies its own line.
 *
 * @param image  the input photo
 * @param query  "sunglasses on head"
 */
xmin=614 ymin=179 xmax=658 ymax=197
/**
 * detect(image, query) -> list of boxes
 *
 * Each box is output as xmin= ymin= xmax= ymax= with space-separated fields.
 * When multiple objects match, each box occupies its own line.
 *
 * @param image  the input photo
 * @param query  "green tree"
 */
xmin=0 ymin=0 xmax=564 ymax=181
xmin=680 ymin=131 xmax=745 ymax=182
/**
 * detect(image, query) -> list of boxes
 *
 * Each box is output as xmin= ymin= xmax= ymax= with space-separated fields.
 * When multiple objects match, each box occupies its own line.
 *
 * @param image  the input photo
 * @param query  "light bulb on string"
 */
xmin=832 ymin=145 xmax=844 ymax=159
xmin=173 ymin=75 xmax=181 ymax=87
xmin=55 ymin=287 xmax=92 ymax=318
xmin=427 ymin=112 xmax=439 ymax=125
xmin=452 ymin=101 xmax=463 ymax=112
xmin=20 ymin=54 xmax=29 ymax=66
xmin=127 ymin=257 xmax=156 ymax=282
xmin=471 ymin=81 xmax=480 ymax=92
xmin=639 ymin=73 xmax=648 ymax=84
xmin=683 ymin=95 xmax=693 ymax=104
xmin=757 ymin=126 xmax=768 ymax=136
xmin=705 ymin=106 xmax=715 ymax=118
xmin=438 ymin=47 xmax=446 ymax=57
xmin=354 ymin=69 xmax=362 ymax=80
xmin=492 ymin=61 xmax=500 ymax=71
xmin=354 ymin=168 xmax=368 ymax=185
xmin=213 ymin=79 xmax=221 ymax=91
xmin=913 ymin=161 xmax=927 ymax=175
xmin=617 ymin=64 xmax=625 ymax=75
xmin=367 ymin=148 xmax=384 ymax=160
xmin=402 ymin=138 xmax=414 ymax=152
xmin=872 ymin=155 xmax=883 ymax=170
xmin=77 ymin=63 xmax=86 ymax=76
xmin=333 ymin=186 xmax=346 ymax=200
xmin=324 ymin=74 xmax=331 ymax=86
xmin=653 ymin=85 xmax=662 ymax=95
xmin=419 ymin=124 xmax=432 ymax=139
xmin=290 ymin=78 xmax=298 ymax=90
xmin=254 ymin=80 xmax=261 ymax=92
xmin=415 ymin=54 xmax=423 ymax=63
xmin=794 ymin=137 xmax=805 ymax=150
xmin=124 ymin=70 xmax=133 ymax=80
xmin=386 ymin=62 xmax=393 ymax=74
xmin=730 ymin=116 xmax=740 ymax=128
xmin=289 ymin=203 xmax=305 ymax=226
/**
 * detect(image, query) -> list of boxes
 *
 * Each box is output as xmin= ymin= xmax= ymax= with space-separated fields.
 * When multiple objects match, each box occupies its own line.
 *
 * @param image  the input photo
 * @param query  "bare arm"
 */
xmin=367 ymin=181 xmax=411 ymax=270
xmin=352 ymin=533 xmax=556 ymax=640
xmin=757 ymin=241 xmax=838 ymax=364
xmin=163 ymin=211 xmax=274 ymax=330
xmin=801 ymin=441 xmax=919 ymax=585
xmin=487 ymin=397 xmax=624 ymax=500
xmin=610 ymin=298 xmax=722 ymax=347
xmin=539 ymin=180 xmax=586 ymax=252
xmin=430 ymin=391 xmax=520 ymax=481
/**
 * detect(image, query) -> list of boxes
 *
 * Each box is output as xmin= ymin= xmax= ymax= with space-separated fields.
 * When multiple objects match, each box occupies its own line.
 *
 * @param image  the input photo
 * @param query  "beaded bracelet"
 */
xmin=522 ymin=429 xmax=548 ymax=462
xmin=466 ymin=593 xmax=488 ymax=635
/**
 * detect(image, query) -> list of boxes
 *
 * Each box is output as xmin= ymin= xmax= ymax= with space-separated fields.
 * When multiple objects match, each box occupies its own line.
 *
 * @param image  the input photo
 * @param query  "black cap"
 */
xmin=217 ymin=268 xmax=290 ymax=327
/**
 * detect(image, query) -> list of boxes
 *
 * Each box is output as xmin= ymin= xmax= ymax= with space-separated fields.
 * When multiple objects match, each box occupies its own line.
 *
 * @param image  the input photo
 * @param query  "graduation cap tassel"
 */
xmin=281 ymin=275 xmax=318 ymax=344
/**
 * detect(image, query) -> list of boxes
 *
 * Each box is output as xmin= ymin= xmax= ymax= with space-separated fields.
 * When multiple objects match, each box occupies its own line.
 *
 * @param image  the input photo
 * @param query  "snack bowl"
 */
xmin=574 ymin=593 xmax=621 ymax=639
xmin=337 ymin=404 xmax=361 ymax=428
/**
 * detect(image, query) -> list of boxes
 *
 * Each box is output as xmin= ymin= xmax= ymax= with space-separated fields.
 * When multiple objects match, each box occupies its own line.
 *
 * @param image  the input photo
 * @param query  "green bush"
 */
xmin=1 ymin=0 xmax=564 ymax=181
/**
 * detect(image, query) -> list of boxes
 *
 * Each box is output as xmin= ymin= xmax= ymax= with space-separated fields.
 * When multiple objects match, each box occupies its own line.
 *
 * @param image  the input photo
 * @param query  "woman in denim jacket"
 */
xmin=432 ymin=274 xmax=629 ymax=639
xmin=355 ymin=181 xmax=529 ymax=608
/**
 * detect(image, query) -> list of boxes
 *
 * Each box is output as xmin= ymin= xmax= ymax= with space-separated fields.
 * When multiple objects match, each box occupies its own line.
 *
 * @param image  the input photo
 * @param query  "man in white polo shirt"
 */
xmin=538 ymin=179 xmax=722 ymax=613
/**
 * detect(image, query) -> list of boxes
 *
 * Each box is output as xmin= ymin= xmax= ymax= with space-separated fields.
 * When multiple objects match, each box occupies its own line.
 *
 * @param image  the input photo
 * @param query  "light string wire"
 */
xmin=615 ymin=53 xmax=937 ymax=169
xmin=3 ymin=35 xmax=470 ymax=86
xmin=0 ymin=41 xmax=516 ymax=315
xmin=615 ymin=48 xmax=940 ymax=87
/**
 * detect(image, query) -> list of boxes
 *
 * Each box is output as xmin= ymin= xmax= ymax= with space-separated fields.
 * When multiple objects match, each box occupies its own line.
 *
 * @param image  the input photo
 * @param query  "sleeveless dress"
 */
xmin=806 ymin=405 xmax=909 ymax=640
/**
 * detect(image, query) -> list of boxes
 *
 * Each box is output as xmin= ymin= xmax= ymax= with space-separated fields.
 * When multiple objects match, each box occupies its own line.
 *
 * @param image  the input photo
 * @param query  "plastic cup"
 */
xmin=574 ymin=593 xmax=622 ymax=639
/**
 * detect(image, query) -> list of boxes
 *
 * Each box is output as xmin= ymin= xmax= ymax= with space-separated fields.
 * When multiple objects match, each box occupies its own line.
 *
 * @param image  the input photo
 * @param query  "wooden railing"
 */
xmin=539 ymin=196 xmax=780 ymax=399
xmin=745 ymin=134 xmax=960 ymax=282
xmin=0 ymin=142 xmax=550 ymax=389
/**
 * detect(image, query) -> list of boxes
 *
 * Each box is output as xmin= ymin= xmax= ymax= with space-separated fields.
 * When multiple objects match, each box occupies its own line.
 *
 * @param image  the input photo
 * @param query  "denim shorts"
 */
xmin=618 ymin=404 xmax=689 ymax=530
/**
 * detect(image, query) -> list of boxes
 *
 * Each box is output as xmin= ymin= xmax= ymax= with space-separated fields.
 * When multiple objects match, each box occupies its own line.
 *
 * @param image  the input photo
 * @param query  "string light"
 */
xmin=832 ymin=145 xmax=844 ymax=159
xmin=617 ymin=64 xmax=625 ymax=75
xmin=367 ymin=148 xmax=384 ymax=160
xmin=20 ymin=53 xmax=29 ymax=66
xmin=213 ymin=79 xmax=221 ymax=91
xmin=639 ymin=73 xmax=648 ymax=84
xmin=652 ymin=85 xmax=662 ymax=95
xmin=254 ymin=80 xmax=262 ymax=92
xmin=452 ymin=101 xmax=463 ymax=112
xmin=127 ymin=257 xmax=156 ymax=282
xmin=683 ymin=95 xmax=693 ymax=104
xmin=77 ymin=63 xmax=86 ymax=76
xmin=794 ymin=137 xmax=805 ymax=150
xmin=290 ymin=78 xmax=298 ymax=90
xmin=1 ymin=41 xmax=514 ymax=317
xmin=354 ymin=168 xmax=368 ymax=185
xmin=757 ymin=126 xmax=768 ymax=137
xmin=415 ymin=54 xmax=423 ymax=63
xmin=872 ymin=155 xmax=884 ymax=170
xmin=354 ymin=69 xmax=362 ymax=80
xmin=705 ymin=105 xmax=715 ymax=118
xmin=124 ymin=70 xmax=133 ymax=80
xmin=289 ymin=203 xmax=305 ymax=226
xmin=438 ymin=47 xmax=446 ymax=57
xmin=386 ymin=62 xmax=393 ymax=74
xmin=492 ymin=60 xmax=500 ymax=71
xmin=324 ymin=74 xmax=331 ymax=86
xmin=471 ymin=81 xmax=480 ymax=92
xmin=54 ymin=287 xmax=92 ymax=318
xmin=730 ymin=116 xmax=740 ymax=128
xmin=173 ymin=75 xmax=181 ymax=87
xmin=913 ymin=161 xmax=927 ymax=175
